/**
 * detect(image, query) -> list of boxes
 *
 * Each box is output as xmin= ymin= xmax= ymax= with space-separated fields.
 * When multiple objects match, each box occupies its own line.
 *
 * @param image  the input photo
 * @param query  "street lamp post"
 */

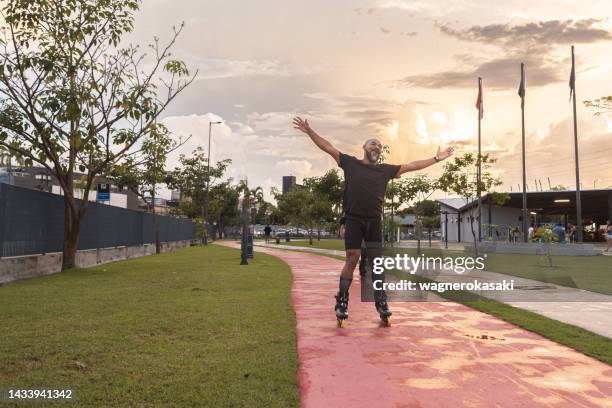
xmin=594 ymin=179 xmax=602 ymax=189
xmin=203 ymin=120 xmax=222 ymax=245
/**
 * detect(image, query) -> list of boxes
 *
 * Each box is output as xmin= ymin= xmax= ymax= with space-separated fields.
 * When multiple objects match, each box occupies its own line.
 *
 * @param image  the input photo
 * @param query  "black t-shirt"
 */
xmin=339 ymin=153 xmax=400 ymax=219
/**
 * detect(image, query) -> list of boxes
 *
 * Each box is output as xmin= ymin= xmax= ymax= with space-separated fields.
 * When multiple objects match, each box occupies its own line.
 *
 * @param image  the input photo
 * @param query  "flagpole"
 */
xmin=571 ymin=45 xmax=583 ymax=242
xmin=477 ymin=77 xmax=482 ymax=242
xmin=520 ymin=63 xmax=528 ymax=242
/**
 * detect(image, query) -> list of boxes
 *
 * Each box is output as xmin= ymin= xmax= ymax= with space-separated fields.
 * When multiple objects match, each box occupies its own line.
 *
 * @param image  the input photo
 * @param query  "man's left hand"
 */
xmin=436 ymin=145 xmax=455 ymax=161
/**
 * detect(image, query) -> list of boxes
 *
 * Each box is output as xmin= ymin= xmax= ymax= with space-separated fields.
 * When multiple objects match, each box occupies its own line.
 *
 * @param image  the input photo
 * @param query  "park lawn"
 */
xmin=279 ymin=239 xmax=612 ymax=295
xmin=0 ymin=245 xmax=299 ymax=407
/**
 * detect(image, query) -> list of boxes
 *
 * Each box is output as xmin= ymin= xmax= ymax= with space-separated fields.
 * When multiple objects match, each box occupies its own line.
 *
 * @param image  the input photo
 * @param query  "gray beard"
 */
xmin=366 ymin=151 xmax=379 ymax=163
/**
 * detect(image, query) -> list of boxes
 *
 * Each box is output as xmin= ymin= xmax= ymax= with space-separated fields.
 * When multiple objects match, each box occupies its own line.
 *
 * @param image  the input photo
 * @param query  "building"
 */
xmin=0 ymin=165 xmax=139 ymax=210
xmin=138 ymin=197 xmax=173 ymax=215
xmin=282 ymin=175 xmax=296 ymax=194
xmin=438 ymin=189 xmax=612 ymax=243
xmin=170 ymin=190 xmax=181 ymax=201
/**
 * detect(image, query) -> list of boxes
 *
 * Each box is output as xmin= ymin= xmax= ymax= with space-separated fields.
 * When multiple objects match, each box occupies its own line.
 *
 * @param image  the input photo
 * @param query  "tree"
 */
xmin=416 ymin=200 xmax=441 ymax=236
xmin=269 ymin=187 xmax=289 ymax=225
xmin=303 ymin=169 xmax=344 ymax=216
xmin=208 ymin=182 xmax=239 ymax=239
xmin=276 ymin=186 xmax=333 ymax=245
xmin=396 ymin=175 xmax=438 ymax=253
xmin=0 ymin=1 xmax=195 ymax=269
xmin=438 ymin=153 xmax=509 ymax=256
xmin=165 ymin=147 xmax=231 ymax=221
xmin=241 ymin=184 xmax=272 ymax=230
xmin=112 ymin=123 xmax=182 ymax=253
xmin=303 ymin=169 xmax=344 ymax=237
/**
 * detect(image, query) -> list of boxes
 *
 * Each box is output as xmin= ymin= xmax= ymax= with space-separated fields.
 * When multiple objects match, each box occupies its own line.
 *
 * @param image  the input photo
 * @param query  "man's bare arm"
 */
xmin=293 ymin=117 xmax=340 ymax=165
xmin=396 ymin=146 xmax=455 ymax=176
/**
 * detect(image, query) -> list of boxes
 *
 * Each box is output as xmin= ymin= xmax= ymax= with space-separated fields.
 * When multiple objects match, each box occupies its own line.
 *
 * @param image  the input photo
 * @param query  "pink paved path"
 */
xmin=220 ymin=243 xmax=612 ymax=408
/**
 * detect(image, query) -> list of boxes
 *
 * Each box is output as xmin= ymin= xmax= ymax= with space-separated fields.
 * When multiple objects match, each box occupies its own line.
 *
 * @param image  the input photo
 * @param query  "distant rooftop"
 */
xmin=437 ymin=197 xmax=473 ymax=210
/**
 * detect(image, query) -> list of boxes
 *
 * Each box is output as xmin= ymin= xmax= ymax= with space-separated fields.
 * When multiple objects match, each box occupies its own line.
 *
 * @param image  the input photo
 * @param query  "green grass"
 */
xmin=279 ymin=239 xmax=612 ymax=295
xmin=0 ymin=245 xmax=299 ymax=407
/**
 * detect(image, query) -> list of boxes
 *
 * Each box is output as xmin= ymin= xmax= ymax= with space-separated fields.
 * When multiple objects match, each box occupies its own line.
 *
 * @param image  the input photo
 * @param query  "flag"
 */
xmin=569 ymin=46 xmax=575 ymax=102
xmin=475 ymin=77 xmax=483 ymax=119
xmin=518 ymin=63 xmax=525 ymax=109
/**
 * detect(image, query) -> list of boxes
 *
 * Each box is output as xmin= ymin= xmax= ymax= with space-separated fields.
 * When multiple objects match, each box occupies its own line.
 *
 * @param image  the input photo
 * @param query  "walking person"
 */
xmin=513 ymin=226 xmax=520 ymax=243
xmin=264 ymin=224 xmax=272 ymax=244
xmin=568 ymin=224 xmax=577 ymax=243
xmin=293 ymin=116 xmax=454 ymax=326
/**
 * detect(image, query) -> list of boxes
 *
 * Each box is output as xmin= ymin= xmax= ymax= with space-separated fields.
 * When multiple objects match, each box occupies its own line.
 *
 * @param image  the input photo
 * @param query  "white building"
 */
xmin=438 ymin=189 xmax=612 ymax=243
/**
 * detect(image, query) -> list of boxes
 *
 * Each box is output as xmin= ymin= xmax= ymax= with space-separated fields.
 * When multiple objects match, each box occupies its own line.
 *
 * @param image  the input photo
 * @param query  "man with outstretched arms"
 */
xmin=292 ymin=116 xmax=454 ymax=326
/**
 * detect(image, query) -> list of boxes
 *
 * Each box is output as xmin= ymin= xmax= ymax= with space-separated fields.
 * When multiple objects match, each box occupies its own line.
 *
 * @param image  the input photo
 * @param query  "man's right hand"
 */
xmin=292 ymin=116 xmax=312 ymax=135
xmin=293 ymin=116 xmax=340 ymax=165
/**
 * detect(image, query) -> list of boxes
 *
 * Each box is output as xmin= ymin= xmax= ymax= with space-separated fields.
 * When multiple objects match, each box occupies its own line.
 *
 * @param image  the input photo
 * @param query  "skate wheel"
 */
xmin=382 ymin=316 xmax=392 ymax=327
xmin=337 ymin=319 xmax=346 ymax=328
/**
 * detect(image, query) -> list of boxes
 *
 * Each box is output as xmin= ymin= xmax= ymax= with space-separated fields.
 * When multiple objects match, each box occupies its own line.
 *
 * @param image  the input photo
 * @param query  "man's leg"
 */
xmin=358 ymin=243 xmax=368 ymax=278
xmin=336 ymin=218 xmax=365 ymax=322
xmin=364 ymin=218 xmax=391 ymax=323
xmin=341 ymin=249 xmax=361 ymax=283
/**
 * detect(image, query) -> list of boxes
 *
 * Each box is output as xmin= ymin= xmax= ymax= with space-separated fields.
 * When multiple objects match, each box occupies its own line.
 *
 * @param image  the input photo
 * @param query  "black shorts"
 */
xmin=344 ymin=215 xmax=382 ymax=250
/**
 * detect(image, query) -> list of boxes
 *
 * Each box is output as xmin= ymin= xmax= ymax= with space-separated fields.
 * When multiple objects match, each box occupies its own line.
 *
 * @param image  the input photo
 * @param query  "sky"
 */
xmin=128 ymin=0 xmax=612 ymax=201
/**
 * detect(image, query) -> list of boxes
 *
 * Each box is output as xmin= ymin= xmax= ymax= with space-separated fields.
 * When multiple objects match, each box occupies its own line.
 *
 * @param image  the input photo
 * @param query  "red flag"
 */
xmin=475 ymin=77 xmax=483 ymax=119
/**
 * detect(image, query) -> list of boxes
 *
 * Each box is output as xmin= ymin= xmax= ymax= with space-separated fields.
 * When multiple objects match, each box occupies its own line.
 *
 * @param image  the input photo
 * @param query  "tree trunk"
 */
xmin=154 ymin=213 xmax=160 ymax=254
xmin=62 ymin=197 xmax=83 ymax=270
xmin=309 ymin=230 xmax=313 ymax=245
xmin=152 ymin=189 xmax=160 ymax=254
xmin=470 ymin=214 xmax=479 ymax=257
xmin=218 ymin=219 xmax=224 ymax=239
xmin=416 ymin=217 xmax=422 ymax=254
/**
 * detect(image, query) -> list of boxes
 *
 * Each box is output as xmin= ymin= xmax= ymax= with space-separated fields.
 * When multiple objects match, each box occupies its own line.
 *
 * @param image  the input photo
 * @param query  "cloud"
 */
xmin=372 ymin=0 xmax=427 ymax=14
xmin=388 ymin=19 xmax=612 ymax=90
xmin=389 ymin=54 xmax=561 ymax=89
xmin=190 ymin=57 xmax=333 ymax=80
xmin=159 ymin=112 xmax=330 ymax=201
xmin=275 ymin=160 xmax=313 ymax=183
xmin=439 ymin=19 xmax=612 ymax=50
xmin=493 ymin=115 xmax=612 ymax=190
xmin=378 ymin=27 xmax=418 ymax=36
xmin=161 ymin=113 xmax=247 ymax=177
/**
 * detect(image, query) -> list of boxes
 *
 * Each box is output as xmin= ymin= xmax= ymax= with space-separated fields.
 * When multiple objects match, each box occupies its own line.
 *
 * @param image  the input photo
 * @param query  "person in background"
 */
xmin=264 ymin=224 xmax=272 ymax=244
xmin=513 ymin=226 xmax=520 ymax=243
xmin=568 ymin=224 xmax=577 ymax=243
